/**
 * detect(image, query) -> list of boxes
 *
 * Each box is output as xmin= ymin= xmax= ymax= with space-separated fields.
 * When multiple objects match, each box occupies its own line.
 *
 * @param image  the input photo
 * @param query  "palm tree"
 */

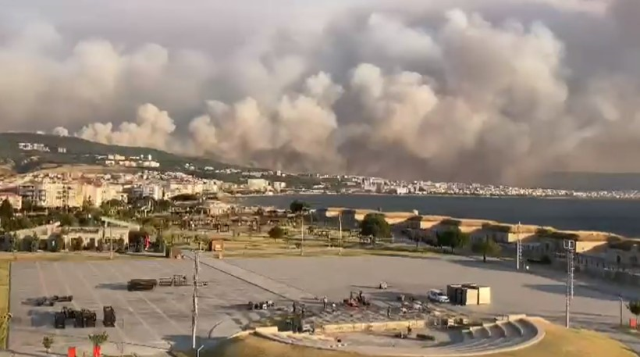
xmin=627 ymin=300 xmax=640 ymax=328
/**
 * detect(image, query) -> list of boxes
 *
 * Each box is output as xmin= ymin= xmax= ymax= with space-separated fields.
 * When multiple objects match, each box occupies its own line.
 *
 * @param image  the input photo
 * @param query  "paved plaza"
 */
xmin=9 ymin=259 xmax=283 ymax=356
xmin=9 ymin=253 xmax=640 ymax=356
xmin=227 ymin=255 xmax=631 ymax=329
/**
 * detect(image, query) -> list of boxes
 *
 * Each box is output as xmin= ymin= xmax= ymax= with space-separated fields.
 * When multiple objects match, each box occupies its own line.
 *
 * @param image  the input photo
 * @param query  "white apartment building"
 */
xmin=162 ymin=182 xmax=204 ymax=198
xmin=18 ymin=181 xmax=123 ymax=208
xmin=131 ymin=184 xmax=162 ymax=200
xmin=202 ymin=180 xmax=220 ymax=193
xmin=273 ymin=182 xmax=286 ymax=192
xmin=247 ymin=178 xmax=269 ymax=191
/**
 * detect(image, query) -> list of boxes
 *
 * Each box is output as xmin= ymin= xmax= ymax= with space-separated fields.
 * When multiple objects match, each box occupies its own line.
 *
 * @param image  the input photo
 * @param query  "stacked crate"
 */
xmin=446 ymin=283 xmax=491 ymax=306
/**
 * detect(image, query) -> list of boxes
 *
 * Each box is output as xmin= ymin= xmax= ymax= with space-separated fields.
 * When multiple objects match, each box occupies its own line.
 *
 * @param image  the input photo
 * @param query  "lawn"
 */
xmin=177 ymin=320 xmax=636 ymax=357
xmin=0 ymin=260 xmax=9 ymax=348
xmin=0 ymin=251 xmax=163 ymax=262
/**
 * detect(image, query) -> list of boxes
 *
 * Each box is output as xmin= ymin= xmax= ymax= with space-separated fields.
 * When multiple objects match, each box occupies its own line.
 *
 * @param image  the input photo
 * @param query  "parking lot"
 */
xmin=227 ymin=255 xmax=628 ymax=328
xmin=9 ymin=254 xmax=637 ymax=356
xmin=9 ymin=259 xmax=282 ymax=356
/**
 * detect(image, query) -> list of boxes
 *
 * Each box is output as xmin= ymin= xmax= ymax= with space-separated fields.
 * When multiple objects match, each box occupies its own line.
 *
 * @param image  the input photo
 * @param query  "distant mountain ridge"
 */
xmin=0 ymin=132 xmax=254 ymax=174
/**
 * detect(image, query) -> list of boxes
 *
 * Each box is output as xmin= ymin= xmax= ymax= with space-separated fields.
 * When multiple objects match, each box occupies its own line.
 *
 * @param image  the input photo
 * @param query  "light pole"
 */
xmin=300 ymin=210 xmax=305 ymax=256
xmin=620 ymin=295 xmax=624 ymax=327
xmin=338 ymin=211 xmax=343 ymax=255
xmin=191 ymin=247 xmax=201 ymax=349
xmin=563 ymin=239 xmax=575 ymax=328
xmin=516 ymin=222 xmax=522 ymax=270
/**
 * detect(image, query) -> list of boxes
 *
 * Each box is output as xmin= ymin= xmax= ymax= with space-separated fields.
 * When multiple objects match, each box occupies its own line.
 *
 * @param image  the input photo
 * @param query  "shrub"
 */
xmin=42 ymin=336 xmax=54 ymax=353
xmin=268 ymin=226 xmax=285 ymax=240
xmin=70 ymin=237 xmax=84 ymax=251
xmin=11 ymin=236 xmax=21 ymax=252
xmin=116 ymin=238 xmax=125 ymax=253
xmin=155 ymin=237 xmax=165 ymax=253
xmin=49 ymin=235 xmax=65 ymax=252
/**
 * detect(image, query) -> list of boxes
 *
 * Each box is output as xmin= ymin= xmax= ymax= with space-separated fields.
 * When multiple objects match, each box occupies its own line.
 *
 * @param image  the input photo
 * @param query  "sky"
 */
xmin=1 ymin=0 xmax=640 ymax=184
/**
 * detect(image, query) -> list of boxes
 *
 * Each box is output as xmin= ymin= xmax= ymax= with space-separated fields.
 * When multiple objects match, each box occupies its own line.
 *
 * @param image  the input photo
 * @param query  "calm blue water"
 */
xmin=242 ymin=194 xmax=640 ymax=237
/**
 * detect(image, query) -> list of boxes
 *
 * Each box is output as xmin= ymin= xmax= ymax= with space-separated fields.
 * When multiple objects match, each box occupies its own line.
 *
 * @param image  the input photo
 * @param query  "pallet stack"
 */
xmin=446 ymin=283 xmax=491 ymax=306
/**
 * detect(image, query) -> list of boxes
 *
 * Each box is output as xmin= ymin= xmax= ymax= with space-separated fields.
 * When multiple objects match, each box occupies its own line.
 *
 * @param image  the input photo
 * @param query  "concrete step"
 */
xmin=502 ymin=321 xmax=521 ymax=337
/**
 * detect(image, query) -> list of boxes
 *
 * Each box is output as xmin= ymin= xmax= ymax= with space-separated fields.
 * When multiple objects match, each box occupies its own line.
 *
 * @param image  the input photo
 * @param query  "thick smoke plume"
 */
xmin=1 ymin=0 xmax=640 ymax=184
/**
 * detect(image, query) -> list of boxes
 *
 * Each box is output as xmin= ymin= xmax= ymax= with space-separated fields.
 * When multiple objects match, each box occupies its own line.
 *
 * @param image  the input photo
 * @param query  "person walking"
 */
xmin=387 ymin=306 xmax=391 ymax=318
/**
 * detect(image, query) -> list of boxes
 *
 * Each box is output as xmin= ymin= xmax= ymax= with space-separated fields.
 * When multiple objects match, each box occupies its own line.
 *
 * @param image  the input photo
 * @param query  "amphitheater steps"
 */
xmin=419 ymin=320 xmax=535 ymax=356
xmin=257 ymin=318 xmax=543 ymax=357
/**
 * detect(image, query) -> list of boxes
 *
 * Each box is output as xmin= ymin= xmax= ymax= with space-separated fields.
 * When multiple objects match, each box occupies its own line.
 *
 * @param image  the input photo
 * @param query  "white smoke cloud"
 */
xmin=52 ymin=127 xmax=69 ymax=137
xmin=5 ymin=0 xmax=640 ymax=183
xmin=76 ymin=104 xmax=177 ymax=151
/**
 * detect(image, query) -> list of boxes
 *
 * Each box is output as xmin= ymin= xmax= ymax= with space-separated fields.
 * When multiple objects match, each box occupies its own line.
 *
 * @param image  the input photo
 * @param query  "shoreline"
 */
xmin=233 ymin=193 xmax=639 ymax=239
xmin=232 ymin=192 xmax=639 ymax=202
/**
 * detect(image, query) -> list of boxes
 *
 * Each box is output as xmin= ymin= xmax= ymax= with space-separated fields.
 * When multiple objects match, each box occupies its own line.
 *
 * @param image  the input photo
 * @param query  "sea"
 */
xmin=241 ymin=194 xmax=640 ymax=238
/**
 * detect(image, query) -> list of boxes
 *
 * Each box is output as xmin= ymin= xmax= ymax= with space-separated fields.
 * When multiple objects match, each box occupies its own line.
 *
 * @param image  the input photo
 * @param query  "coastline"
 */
xmin=234 ymin=193 xmax=640 ymax=238
xmin=232 ymin=192 xmax=636 ymax=202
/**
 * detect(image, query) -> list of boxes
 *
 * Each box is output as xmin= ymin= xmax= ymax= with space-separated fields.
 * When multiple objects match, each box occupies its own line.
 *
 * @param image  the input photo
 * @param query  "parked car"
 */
xmin=428 ymin=289 xmax=450 ymax=303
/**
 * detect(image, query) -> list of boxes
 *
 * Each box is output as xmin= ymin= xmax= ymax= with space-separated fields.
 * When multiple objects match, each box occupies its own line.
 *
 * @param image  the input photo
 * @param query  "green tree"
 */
xmin=472 ymin=236 xmax=502 ymax=263
xmin=436 ymin=230 xmax=470 ymax=251
xmin=628 ymin=300 xmax=640 ymax=327
xmin=42 ymin=335 xmax=54 ymax=353
xmin=268 ymin=226 xmax=285 ymax=241
xmin=360 ymin=213 xmax=391 ymax=239
xmin=58 ymin=213 xmax=78 ymax=227
xmin=0 ymin=199 xmax=13 ymax=219
xmin=11 ymin=234 xmax=20 ymax=252
xmin=30 ymin=234 xmax=39 ymax=252
xmin=156 ymin=199 xmax=172 ymax=212
xmin=88 ymin=332 xmax=109 ymax=347
xmin=289 ymin=200 xmax=310 ymax=214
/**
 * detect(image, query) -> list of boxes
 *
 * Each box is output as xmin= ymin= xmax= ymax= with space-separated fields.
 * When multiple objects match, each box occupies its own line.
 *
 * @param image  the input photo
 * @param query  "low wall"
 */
xmin=554 ymin=260 xmax=640 ymax=287
xmin=253 ymin=317 xmax=546 ymax=357
xmin=321 ymin=319 xmax=425 ymax=334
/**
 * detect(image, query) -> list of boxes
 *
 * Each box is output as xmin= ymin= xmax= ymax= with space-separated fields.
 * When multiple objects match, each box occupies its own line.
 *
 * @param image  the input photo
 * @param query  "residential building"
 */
xmin=273 ymin=182 xmax=286 ymax=192
xmin=247 ymin=178 xmax=269 ymax=191
xmin=131 ymin=184 xmax=162 ymax=200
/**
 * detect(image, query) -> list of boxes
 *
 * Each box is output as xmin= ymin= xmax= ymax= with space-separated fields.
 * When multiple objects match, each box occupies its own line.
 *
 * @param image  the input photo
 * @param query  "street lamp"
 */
xmin=620 ymin=295 xmax=624 ymax=327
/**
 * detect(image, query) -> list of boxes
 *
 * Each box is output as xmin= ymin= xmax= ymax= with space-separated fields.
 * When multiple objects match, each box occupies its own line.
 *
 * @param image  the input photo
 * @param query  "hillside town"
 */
xmin=0 ymin=167 xmax=640 ymax=212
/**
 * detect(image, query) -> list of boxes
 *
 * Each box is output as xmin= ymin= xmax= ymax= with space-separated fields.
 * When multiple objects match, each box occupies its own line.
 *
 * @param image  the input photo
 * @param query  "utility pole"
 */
xmin=300 ymin=211 xmax=305 ymax=256
xmin=516 ymin=222 xmax=522 ymax=270
xmin=564 ymin=239 xmax=575 ymax=328
xmin=338 ymin=211 xmax=343 ymax=244
xmin=191 ymin=247 xmax=201 ymax=349
xmin=620 ymin=295 xmax=624 ymax=327
xmin=110 ymin=224 xmax=114 ymax=259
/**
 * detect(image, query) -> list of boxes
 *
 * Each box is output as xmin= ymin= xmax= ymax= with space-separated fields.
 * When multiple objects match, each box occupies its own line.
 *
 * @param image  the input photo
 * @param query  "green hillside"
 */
xmin=0 ymin=132 xmax=254 ymax=174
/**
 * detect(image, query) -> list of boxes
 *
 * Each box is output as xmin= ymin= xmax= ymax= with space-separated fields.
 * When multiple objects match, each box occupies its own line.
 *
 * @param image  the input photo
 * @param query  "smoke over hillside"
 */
xmin=1 ymin=0 xmax=639 ymax=184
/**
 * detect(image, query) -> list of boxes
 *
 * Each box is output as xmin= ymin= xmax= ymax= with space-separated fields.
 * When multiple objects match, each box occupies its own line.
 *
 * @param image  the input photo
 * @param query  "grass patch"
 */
xmin=181 ymin=320 xmax=636 ymax=357
xmin=0 ymin=252 xmax=164 ymax=262
xmin=0 ymin=260 xmax=9 ymax=348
